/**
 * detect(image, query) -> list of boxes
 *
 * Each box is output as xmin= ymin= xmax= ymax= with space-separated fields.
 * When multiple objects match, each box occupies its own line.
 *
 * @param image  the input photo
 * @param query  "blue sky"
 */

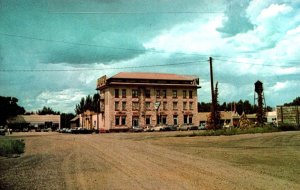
xmin=0 ymin=0 xmax=300 ymax=113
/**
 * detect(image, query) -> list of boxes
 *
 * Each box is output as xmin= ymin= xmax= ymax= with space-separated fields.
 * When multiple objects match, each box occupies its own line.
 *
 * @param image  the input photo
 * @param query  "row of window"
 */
xmin=114 ymin=101 xmax=194 ymax=111
xmin=115 ymin=115 xmax=193 ymax=126
xmin=114 ymin=89 xmax=194 ymax=99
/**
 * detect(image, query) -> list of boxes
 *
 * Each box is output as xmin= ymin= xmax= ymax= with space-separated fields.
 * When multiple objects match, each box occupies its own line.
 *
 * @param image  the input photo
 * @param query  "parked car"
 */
xmin=178 ymin=124 xmax=198 ymax=131
xmin=0 ymin=128 xmax=5 ymax=136
xmin=131 ymin=126 xmax=143 ymax=132
xmin=144 ymin=125 xmax=154 ymax=132
xmin=166 ymin=125 xmax=178 ymax=131
xmin=153 ymin=125 xmax=165 ymax=132
xmin=198 ymin=124 xmax=207 ymax=130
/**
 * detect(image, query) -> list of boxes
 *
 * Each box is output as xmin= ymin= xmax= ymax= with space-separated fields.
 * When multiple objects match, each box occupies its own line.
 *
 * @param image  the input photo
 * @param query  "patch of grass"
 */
xmin=174 ymin=126 xmax=280 ymax=137
xmin=0 ymin=138 xmax=25 ymax=157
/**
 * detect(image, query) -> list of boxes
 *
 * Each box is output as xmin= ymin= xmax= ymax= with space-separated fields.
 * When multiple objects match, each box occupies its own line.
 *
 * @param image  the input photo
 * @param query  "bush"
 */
xmin=0 ymin=139 xmax=25 ymax=157
xmin=278 ymin=123 xmax=299 ymax=131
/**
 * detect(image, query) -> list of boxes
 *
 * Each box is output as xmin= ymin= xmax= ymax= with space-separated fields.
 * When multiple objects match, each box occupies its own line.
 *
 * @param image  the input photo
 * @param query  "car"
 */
xmin=153 ymin=125 xmax=166 ymax=132
xmin=144 ymin=125 xmax=154 ymax=132
xmin=198 ymin=124 xmax=207 ymax=130
xmin=131 ymin=126 xmax=143 ymax=132
xmin=0 ymin=128 xmax=6 ymax=136
xmin=178 ymin=124 xmax=198 ymax=131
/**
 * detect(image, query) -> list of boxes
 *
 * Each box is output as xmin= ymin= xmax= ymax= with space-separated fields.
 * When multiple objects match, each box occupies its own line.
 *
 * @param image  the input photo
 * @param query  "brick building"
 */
xmin=96 ymin=72 xmax=200 ymax=131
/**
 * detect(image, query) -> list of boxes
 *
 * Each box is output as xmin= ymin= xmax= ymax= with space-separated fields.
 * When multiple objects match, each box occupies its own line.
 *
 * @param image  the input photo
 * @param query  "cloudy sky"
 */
xmin=0 ymin=0 xmax=300 ymax=113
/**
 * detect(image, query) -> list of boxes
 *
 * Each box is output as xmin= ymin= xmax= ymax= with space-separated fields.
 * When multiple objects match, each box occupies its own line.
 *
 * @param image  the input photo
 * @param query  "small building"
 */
xmin=198 ymin=111 xmax=238 ymax=127
xmin=7 ymin=114 xmax=60 ymax=131
xmin=78 ymin=110 xmax=102 ymax=130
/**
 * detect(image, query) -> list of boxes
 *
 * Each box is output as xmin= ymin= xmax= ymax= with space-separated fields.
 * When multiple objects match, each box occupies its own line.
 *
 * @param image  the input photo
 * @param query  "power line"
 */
xmin=48 ymin=11 xmax=224 ymax=15
xmin=0 ymin=32 xmax=209 ymax=57
xmin=214 ymin=58 xmax=298 ymax=67
xmin=0 ymin=60 xmax=206 ymax=72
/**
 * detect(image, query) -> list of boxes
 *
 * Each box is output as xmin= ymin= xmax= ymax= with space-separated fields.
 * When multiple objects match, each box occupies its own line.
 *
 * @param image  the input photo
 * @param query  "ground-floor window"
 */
xmin=115 ymin=116 xmax=120 ymax=125
xmin=162 ymin=115 xmax=167 ymax=124
xmin=132 ymin=116 xmax=139 ymax=127
xmin=146 ymin=116 xmax=151 ymax=125
xmin=121 ymin=116 xmax=126 ymax=125
xmin=184 ymin=115 xmax=193 ymax=124
xmin=173 ymin=115 xmax=178 ymax=125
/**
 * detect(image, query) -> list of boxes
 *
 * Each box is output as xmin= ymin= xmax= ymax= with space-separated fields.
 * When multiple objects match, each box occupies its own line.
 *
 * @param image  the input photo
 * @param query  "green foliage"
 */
xmin=0 ymin=96 xmax=25 ymax=125
xmin=60 ymin=113 xmax=76 ymax=128
xmin=0 ymin=139 xmax=25 ymax=157
xmin=284 ymin=97 xmax=300 ymax=106
xmin=278 ymin=123 xmax=299 ymax=131
xmin=37 ymin=106 xmax=60 ymax=115
xmin=75 ymin=93 xmax=100 ymax=114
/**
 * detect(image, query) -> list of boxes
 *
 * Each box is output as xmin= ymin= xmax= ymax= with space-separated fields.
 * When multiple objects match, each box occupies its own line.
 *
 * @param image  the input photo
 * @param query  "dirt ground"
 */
xmin=1 ymin=131 xmax=300 ymax=190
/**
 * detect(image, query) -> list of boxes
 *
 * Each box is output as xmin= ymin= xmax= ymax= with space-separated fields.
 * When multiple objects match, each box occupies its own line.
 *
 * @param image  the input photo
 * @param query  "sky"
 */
xmin=0 ymin=0 xmax=300 ymax=113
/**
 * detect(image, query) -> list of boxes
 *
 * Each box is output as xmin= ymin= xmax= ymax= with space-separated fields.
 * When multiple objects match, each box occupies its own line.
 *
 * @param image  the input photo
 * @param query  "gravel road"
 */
xmin=1 ymin=132 xmax=299 ymax=189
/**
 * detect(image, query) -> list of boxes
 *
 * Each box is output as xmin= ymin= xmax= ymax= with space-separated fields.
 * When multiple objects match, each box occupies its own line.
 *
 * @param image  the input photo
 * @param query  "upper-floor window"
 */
xmin=183 ymin=90 xmax=187 ymax=99
xmin=189 ymin=90 xmax=193 ymax=99
xmin=189 ymin=102 xmax=193 ymax=110
xmin=163 ymin=102 xmax=167 ymax=110
xmin=115 ymin=89 xmax=119 ymax=98
xmin=122 ymin=89 xmax=126 ymax=98
xmin=145 ymin=102 xmax=151 ymax=110
xmin=132 ymin=102 xmax=139 ymax=110
xmin=156 ymin=90 xmax=160 ymax=98
xmin=132 ymin=89 xmax=139 ymax=98
xmin=145 ymin=89 xmax=151 ymax=98
xmin=172 ymin=90 xmax=177 ymax=98
xmin=183 ymin=102 xmax=187 ymax=110
xmin=162 ymin=90 xmax=167 ymax=98
xmin=122 ymin=101 xmax=126 ymax=110
xmin=115 ymin=101 xmax=119 ymax=111
xmin=173 ymin=102 xmax=178 ymax=110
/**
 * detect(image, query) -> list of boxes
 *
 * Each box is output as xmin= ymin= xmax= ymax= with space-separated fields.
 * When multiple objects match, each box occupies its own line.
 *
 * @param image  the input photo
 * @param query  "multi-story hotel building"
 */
xmin=96 ymin=72 xmax=200 ymax=131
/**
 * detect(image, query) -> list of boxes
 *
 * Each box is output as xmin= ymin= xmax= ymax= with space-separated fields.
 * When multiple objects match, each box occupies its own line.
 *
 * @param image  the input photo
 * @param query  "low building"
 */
xmin=96 ymin=72 xmax=200 ymax=132
xmin=7 ymin=114 xmax=60 ymax=131
xmin=78 ymin=110 xmax=102 ymax=130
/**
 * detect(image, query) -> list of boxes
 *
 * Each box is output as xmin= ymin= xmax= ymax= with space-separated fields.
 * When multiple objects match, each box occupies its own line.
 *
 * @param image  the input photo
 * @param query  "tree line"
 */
xmin=198 ymin=99 xmax=273 ymax=115
xmin=75 ymin=94 xmax=100 ymax=114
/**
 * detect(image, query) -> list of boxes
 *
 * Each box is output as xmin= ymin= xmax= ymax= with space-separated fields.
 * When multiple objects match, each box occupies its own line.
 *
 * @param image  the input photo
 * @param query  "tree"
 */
xmin=60 ymin=113 xmax=76 ymax=128
xmin=75 ymin=93 xmax=100 ymax=115
xmin=0 ymin=96 xmax=25 ymax=125
xmin=37 ymin=106 xmax=60 ymax=115
xmin=284 ymin=97 xmax=300 ymax=106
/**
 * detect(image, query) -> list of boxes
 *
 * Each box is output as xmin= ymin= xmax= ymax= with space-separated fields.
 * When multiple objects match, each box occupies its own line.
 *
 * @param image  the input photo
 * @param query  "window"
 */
xmin=189 ymin=90 xmax=193 ymax=99
xmin=132 ymin=89 xmax=138 ymax=98
xmin=145 ymin=89 xmax=150 ymax=98
xmin=163 ymin=102 xmax=167 ymax=110
xmin=162 ymin=90 xmax=167 ymax=98
xmin=115 ymin=89 xmax=119 ymax=98
xmin=172 ymin=90 xmax=177 ymax=98
xmin=115 ymin=116 xmax=120 ymax=125
xmin=122 ymin=101 xmax=126 ymax=110
xmin=115 ymin=101 xmax=119 ymax=111
xmin=183 ymin=102 xmax=187 ymax=110
xmin=132 ymin=102 xmax=139 ymax=110
xmin=156 ymin=90 xmax=160 ymax=98
xmin=121 ymin=116 xmax=126 ymax=125
xmin=173 ymin=115 xmax=178 ymax=125
xmin=184 ymin=115 xmax=188 ymax=124
xmin=189 ymin=116 xmax=193 ymax=124
xmin=146 ymin=116 xmax=151 ymax=125
xmin=122 ymin=89 xmax=126 ymax=98
xmin=145 ymin=102 xmax=151 ymax=110
xmin=162 ymin=115 xmax=167 ymax=124
xmin=183 ymin=90 xmax=187 ymax=99
xmin=189 ymin=102 xmax=193 ymax=110
xmin=173 ymin=102 xmax=178 ymax=110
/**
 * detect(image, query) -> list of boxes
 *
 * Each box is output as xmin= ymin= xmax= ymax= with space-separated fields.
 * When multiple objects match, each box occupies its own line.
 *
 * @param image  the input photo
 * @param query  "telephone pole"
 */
xmin=209 ymin=57 xmax=216 ymax=129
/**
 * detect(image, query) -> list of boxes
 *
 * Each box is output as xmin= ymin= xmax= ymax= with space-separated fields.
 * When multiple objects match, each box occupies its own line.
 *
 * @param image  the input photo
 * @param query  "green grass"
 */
xmin=0 ymin=138 xmax=25 ymax=157
xmin=174 ymin=126 xmax=281 ymax=137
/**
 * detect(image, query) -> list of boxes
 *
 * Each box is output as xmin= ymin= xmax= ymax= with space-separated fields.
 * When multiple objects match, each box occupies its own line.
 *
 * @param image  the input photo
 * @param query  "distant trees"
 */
xmin=0 ymin=96 xmax=25 ymax=125
xmin=60 ymin=113 xmax=76 ymax=128
xmin=284 ymin=97 xmax=300 ymax=106
xmin=37 ymin=106 xmax=60 ymax=115
xmin=75 ymin=94 xmax=100 ymax=115
xmin=198 ymin=99 xmax=273 ymax=115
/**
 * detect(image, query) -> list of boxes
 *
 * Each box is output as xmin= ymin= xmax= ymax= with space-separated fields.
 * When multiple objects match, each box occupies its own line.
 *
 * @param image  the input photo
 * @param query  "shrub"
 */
xmin=278 ymin=123 xmax=299 ymax=131
xmin=0 ymin=139 xmax=25 ymax=157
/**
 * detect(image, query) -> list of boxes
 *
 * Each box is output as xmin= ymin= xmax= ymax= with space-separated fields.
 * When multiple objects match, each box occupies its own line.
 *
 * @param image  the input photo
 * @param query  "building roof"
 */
xmin=110 ymin=72 xmax=198 ymax=81
xmin=7 ymin=115 xmax=60 ymax=124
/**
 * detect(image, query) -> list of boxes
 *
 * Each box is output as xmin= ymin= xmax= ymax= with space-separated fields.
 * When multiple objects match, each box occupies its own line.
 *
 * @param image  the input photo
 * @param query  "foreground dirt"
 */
xmin=1 ymin=131 xmax=300 ymax=190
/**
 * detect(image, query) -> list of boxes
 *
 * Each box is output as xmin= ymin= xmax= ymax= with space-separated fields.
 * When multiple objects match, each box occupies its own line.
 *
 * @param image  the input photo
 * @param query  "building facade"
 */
xmin=96 ymin=72 xmax=200 ymax=131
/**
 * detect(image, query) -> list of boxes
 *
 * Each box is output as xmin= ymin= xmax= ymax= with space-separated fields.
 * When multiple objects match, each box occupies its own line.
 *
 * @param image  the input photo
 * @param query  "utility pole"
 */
xmin=209 ymin=57 xmax=215 ymax=129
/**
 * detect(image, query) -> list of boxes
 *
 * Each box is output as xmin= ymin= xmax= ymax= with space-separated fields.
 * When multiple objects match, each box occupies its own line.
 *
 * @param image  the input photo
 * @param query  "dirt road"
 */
xmin=1 ymin=132 xmax=300 ymax=189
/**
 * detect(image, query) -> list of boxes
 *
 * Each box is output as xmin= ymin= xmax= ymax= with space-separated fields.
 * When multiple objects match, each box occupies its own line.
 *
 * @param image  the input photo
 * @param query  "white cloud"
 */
xmin=257 ymin=4 xmax=292 ymax=21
